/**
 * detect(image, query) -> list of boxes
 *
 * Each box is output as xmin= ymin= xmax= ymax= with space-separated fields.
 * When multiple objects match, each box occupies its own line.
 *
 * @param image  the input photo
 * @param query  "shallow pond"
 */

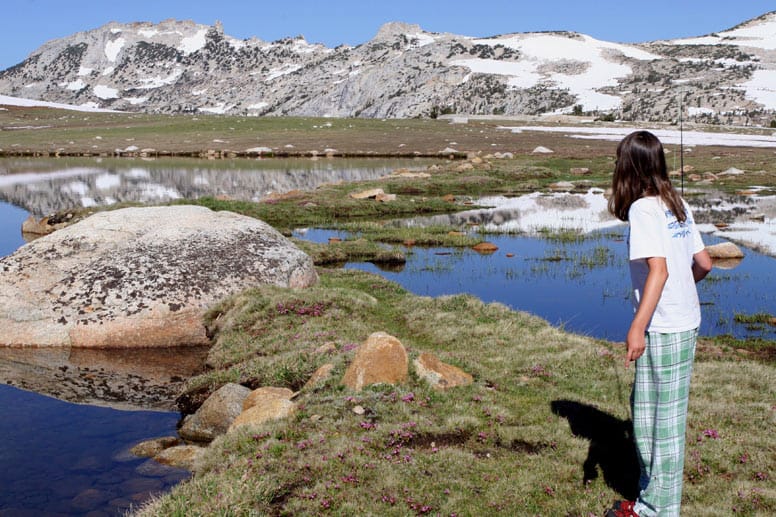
xmin=296 ymin=228 xmax=776 ymax=341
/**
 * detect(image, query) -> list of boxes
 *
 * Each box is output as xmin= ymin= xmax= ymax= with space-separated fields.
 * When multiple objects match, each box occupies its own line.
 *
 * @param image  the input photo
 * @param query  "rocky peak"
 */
xmin=374 ymin=21 xmax=426 ymax=41
xmin=0 ymin=13 xmax=774 ymax=124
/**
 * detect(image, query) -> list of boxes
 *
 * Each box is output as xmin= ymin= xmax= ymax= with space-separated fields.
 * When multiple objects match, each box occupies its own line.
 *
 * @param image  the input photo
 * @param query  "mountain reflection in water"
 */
xmin=0 ymin=156 xmax=434 ymax=216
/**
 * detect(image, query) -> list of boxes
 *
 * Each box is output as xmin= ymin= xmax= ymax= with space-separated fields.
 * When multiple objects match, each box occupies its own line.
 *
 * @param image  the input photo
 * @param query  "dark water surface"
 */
xmin=0 ymin=384 xmax=189 ymax=516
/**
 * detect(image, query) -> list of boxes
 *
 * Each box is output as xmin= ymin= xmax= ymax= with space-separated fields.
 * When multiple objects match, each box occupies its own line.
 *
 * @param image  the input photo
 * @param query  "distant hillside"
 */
xmin=1 ymin=13 xmax=775 ymax=125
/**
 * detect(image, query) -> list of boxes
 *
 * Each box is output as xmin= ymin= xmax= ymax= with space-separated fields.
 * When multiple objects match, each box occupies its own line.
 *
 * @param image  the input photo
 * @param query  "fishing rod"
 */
xmin=679 ymin=87 xmax=684 ymax=196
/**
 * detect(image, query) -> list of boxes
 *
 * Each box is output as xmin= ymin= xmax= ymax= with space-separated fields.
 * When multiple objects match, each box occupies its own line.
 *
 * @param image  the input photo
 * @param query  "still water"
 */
xmin=297 ymin=229 xmax=776 ymax=341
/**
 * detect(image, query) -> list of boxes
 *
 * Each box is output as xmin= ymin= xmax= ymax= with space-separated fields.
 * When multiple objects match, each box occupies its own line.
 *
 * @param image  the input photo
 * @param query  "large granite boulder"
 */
xmin=0 ymin=205 xmax=318 ymax=347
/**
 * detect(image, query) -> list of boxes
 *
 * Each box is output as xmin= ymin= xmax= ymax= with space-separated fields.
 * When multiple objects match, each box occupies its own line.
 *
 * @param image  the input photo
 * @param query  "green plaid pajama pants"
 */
xmin=632 ymin=328 xmax=698 ymax=517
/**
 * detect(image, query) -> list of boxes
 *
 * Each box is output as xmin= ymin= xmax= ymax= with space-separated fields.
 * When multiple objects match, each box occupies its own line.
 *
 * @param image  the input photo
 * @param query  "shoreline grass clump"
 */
xmin=137 ymin=268 xmax=775 ymax=516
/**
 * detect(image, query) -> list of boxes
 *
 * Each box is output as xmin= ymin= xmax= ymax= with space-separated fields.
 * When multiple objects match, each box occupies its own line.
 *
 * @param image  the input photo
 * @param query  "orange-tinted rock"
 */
xmin=413 ymin=352 xmax=473 ymax=390
xmin=472 ymin=242 xmax=498 ymax=253
xmin=304 ymin=363 xmax=335 ymax=390
xmin=243 ymin=387 xmax=295 ymax=411
xmin=349 ymin=188 xmax=384 ymax=199
xmin=341 ymin=332 xmax=408 ymax=391
xmin=706 ymin=242 xmax=744 ymax=259
xmin=229 ymin=398 xmax=297 ymax=432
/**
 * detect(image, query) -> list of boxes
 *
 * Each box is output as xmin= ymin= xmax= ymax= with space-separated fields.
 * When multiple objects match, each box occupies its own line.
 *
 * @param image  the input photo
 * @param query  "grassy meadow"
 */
xmin=1 ymin=107 xmax=774 ymax=515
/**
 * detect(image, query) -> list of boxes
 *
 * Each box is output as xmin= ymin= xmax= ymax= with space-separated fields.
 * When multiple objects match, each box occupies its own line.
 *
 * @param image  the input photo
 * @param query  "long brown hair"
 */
xmin=608 ymin=130 xmax=686 ymax=222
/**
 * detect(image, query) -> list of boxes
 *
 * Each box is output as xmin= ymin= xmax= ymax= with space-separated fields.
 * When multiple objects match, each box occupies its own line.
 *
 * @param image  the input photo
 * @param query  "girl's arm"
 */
xmin=626 ymin=256 xmax=668 ymax=367
xmin=692 ymin=248 xmax=712 ymax=283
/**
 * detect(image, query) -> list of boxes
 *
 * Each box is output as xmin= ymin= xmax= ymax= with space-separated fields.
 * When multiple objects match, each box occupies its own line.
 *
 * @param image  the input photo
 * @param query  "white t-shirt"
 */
xmin=628 ymin=196 xmax=705 ymax=333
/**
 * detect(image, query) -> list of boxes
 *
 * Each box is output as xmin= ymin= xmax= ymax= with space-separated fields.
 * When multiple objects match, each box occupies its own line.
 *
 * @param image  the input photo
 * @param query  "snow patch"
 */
xmin=135 ymin=69 xmax=183 ymax=89
xmin=406 ymin=32 xmax=436 ymax=48
xmin=199 ymin=103 xmax=233 ymax=114
xmin=77 ymin=66 xmax=93 ymax=76
xmin=265 ymin=65 xmax=302 ymax=82
xmin=179 ymin=28 xmax=208 ymax=54
xmin=247 ymin=102 xmax=268 ymax=110
xmin=93 ymin=85 xmax=120 ymax=100
xmin=64 ymin=79 xmax=86 ymax=91
xmin=102 ymin=66 xmax=115 ymax=76
xmin=499 ymin=125 xmax=776 ymax=148
xmin=104 ymin=37 xmax=125 ymax=62
xmin=124 ymin=96 xmax=148 ymax=105
xmin=740 ymin=69 xmax=776 ymax=110
xmin=688 ymin=107 xmax=716 ymax=116
xmin=138 ymin=29 xmax=159 ymax=38
xmin=0 ymin=94 xmax=117 ymax=113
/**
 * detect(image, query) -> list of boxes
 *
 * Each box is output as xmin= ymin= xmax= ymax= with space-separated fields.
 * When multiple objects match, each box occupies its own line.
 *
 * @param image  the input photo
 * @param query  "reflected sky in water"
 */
xmin=299 ymin=229 xmax=776 ymax=341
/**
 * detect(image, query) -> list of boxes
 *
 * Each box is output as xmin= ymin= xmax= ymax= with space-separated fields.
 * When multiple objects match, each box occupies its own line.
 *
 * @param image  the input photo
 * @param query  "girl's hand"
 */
xmin=626 ymin=326 xmax=646 ymax=367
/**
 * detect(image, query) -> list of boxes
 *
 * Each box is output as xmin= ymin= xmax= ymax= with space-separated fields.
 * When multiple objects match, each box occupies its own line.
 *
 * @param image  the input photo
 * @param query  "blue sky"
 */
xmin=1 ymin=0 xmax=774 ymax=70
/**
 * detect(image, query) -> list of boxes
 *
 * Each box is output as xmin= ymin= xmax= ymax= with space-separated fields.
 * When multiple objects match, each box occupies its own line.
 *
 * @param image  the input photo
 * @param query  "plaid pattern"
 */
xmin=631 ymin=329 xmax=698 ymax=517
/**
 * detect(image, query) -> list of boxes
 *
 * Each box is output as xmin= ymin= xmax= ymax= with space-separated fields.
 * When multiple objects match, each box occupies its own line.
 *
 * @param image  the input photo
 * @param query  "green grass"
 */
xmin=136 ymin=269 xmax=776 ymax=516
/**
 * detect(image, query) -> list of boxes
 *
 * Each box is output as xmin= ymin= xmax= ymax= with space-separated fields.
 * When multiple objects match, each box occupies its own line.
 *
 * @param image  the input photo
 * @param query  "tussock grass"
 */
xmin=137 ymin=268 xmax=775 ymax=516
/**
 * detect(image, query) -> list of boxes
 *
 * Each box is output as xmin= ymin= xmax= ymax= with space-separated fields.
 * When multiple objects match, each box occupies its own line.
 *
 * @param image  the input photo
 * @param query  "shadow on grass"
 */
xmin=551 ymin=400 xmax=639 ymax=500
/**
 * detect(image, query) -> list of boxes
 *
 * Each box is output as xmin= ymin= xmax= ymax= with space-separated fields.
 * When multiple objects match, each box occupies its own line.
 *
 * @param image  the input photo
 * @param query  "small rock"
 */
xmin=375 ymin=193 xmax=397 ymax=202
xmin=352 ymin=405 xmax=366 ymax=415
xmin=569 ymin=167 xmax=590 ymax=175
xmin=243 ymin=387 xmax=295 ymax=411
xmin=349 ymin=188 xmax=385 ymax=200
xmin=706 ymin=242 xmax=744 ymax=259
xmin=178 ymin=383 xmax=251 ymax=442
xmin=303 ymin=363 xmax=335 ymax=390
xmin=472 ymin=242 xmax=498 ymax=253
xmin=549 ymin=181 xmax=575 ymax=191
xmin=21 ymin=215 xmax=54 ymax=236
xmin=154 ymin=445 xmax=206 ymax=472
xmin=532 ymin=146 xmax=553 ymax=154
xmin=442 ymin=194 xmax=456 ymax=203
xmin=341 ymin=332 xmax=408 ymax=391
xmin=315 ymin=342 xmax=337 ymax=354
xmin=71 ymin=488 xmax=112 ymax=512
xmin=456 ymin=162 xmax=474 ymax=172
xmin=229 ymin=398 xmax=297 ymax=432
xmin=413 ymin=352 xmax=473 ymax=390
xmin=130 ymin=437 xmax=182 ymax=458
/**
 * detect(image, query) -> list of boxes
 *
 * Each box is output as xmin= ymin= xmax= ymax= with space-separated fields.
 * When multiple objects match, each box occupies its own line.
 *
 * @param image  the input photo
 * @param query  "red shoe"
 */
xmin=604 ymin=500 xmax=638 ymax=517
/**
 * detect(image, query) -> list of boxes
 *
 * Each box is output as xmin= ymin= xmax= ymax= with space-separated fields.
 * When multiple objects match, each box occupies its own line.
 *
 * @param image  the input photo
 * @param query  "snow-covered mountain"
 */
xmin=1 ymin=13 xmax=775 ymax=124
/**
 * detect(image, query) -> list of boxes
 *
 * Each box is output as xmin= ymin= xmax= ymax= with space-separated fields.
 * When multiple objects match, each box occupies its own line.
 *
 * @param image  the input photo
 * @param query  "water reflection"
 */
xmin=0 ymin=345 xmax=209 ymax=411
xmin=0 ymin=156 xmax=433 ymax=216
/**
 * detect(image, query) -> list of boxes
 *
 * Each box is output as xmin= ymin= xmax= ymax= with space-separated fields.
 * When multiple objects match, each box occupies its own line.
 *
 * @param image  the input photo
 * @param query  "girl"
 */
xmin=606 ymin=131 xmax=712 ymax=517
